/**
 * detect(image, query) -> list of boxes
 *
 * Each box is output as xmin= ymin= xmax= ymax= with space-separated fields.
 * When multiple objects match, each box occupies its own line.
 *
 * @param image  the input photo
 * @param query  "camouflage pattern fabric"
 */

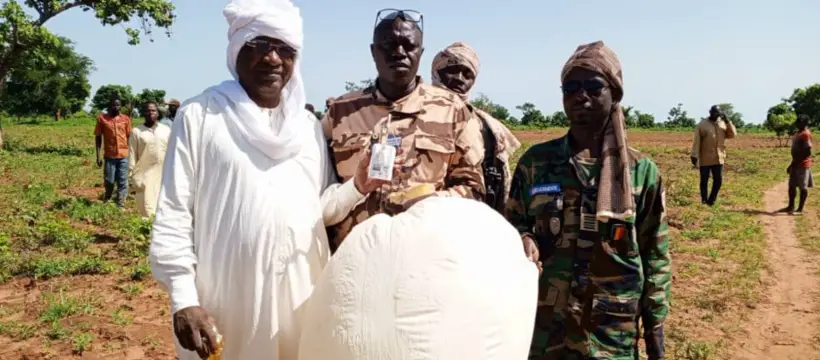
xmin=507 ymin=135 xmax=671 ymax=360
xmin=322 ymin=76 xmax=485 ymax=249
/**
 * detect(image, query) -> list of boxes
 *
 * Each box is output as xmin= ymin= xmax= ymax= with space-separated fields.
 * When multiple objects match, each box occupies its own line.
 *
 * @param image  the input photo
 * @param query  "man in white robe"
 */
xmin=129 ymin=101 xmax=172 ymax=218
xmin=148 ymin=0 xmax=388 ymax=358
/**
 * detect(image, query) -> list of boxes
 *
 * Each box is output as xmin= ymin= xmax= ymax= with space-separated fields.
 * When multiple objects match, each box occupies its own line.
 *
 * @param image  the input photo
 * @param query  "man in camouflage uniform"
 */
xmin=430 ymin=42 xmax=522 ymax=214
xmin=506 ymin=41 xmax=671 ymax=359
xmin=322 ymin=9 xmax=485 ymax=251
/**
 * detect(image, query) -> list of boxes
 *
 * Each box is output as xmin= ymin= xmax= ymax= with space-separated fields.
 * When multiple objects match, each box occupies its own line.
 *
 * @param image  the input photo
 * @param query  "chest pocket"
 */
xmin=329 ymin=133 xmax=370 ymax=179
xmin=413 ymin=134 xmax=455 ymax=182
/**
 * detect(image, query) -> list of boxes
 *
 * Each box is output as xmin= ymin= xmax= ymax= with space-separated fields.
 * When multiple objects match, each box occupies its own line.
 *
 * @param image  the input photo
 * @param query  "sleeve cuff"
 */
xmin=340 ymin=178 xmax=366 ymax=206
xmin=169 ymin=274 xmax=200 ymax=314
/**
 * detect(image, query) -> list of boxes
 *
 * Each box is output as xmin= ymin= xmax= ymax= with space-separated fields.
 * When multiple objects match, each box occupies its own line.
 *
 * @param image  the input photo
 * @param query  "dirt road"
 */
xmin=734 ymin=181 xmax=820 ymax=359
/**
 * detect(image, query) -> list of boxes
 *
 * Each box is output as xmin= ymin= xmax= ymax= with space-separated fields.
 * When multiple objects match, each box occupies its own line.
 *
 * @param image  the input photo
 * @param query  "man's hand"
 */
xmin=96 ymin=156 xmax=103 ymax=168
xmin=353 ymin=147 xmax=404 ymax=194
xmin=173 ymin=306 xmax=218 ymax=359
xmin=690 ymin=156 xmax=698 ymax=169
xmin=522 ymin=234 xmax=543 ymax=275
xmin=787 ymin=165 xmax=793 ymax=175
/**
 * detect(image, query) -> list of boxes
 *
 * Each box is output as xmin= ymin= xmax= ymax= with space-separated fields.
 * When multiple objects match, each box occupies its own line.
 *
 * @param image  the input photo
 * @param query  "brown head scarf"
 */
xmin=561 ymin=41 xmax=635 ymax=222
xmin=430 ymin=42 xmax=480 ymax=101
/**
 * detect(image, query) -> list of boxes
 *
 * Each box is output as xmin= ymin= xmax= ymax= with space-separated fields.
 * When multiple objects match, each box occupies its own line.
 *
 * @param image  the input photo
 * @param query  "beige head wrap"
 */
xmin=561 ymin=41 xmax=634 ymax=222
xmin=431 ymin=42 xmax=480 ymax=101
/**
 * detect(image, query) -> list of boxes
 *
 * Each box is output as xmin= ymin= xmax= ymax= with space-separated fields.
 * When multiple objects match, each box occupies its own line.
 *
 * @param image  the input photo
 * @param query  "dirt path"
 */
xmin=734 ymin=181 xmax=820 ymax=359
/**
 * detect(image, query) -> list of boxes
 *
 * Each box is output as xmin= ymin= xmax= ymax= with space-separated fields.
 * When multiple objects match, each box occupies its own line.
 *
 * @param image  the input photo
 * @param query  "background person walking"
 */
xmin=94 ymin=98 xmax=132 ymax=208
xmin=781 ymin=114 xmax=813 ymax=214
xmin=691 ymin=105 xmax=737 ymax=206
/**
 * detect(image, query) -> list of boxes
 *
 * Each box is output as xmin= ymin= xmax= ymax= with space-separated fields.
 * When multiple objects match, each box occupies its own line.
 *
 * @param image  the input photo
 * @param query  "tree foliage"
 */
xmin=764 ymin=102 xmax=797 ymax=146
xmin=636 ymin=111 xmax=656 ymax=129
xmin=134 ymin=88 xmax=166 ymax=115
xmin=344 ymin=79 xmax=374 ymax=92
xmin=665 ymin=103 xmax=696 ymax=128
xmin=516 ymin=102 xmax=547 ymax=127
xmin=92 ymin=84 xmax=135 ymax=114
xmin=470 ymin=93 xmax=513 ymax=123
xmin=0 ymin=36 xmax=93 ymax=119
xmin=784 ymin=83 xmax=820 ymax=127
xmin=715 ymin=103 xmax=745 ymax=128
xmin=0 ymin=0 xmax=176 ymax=89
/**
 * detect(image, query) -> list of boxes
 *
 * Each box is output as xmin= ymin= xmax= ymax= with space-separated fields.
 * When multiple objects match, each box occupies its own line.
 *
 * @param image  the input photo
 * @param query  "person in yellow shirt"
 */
xmin=690 ymin=105 xmax=737 ymax=206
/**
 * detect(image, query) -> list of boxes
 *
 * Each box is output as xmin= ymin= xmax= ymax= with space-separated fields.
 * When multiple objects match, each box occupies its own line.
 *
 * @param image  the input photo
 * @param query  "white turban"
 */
xmin=224 ymin=0 xmax=303 ymax=79
xmin=212 ymin=0 xmax=309 ymax=161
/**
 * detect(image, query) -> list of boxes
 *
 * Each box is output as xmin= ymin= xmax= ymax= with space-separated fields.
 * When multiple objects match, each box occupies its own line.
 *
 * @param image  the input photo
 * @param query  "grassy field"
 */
xmin=0 ymin=119 xmax=795 ymax=359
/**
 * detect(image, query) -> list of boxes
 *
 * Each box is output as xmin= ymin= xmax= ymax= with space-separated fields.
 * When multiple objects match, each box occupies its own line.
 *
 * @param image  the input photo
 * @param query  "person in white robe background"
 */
xmin=148 ymin=0 xmax=390 ymax=358
xmin=129 ymin=101 xmax=172 ymax=218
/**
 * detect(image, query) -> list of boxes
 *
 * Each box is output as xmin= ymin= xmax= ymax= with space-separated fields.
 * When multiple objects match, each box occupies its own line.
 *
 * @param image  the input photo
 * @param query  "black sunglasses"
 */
xmin=245 ymin=38 xmax=297 ymax=59
xmin=375 ymin=9 xmax=424 ymax=31
xmin=561 ymin=79 xmax=607 ymax=96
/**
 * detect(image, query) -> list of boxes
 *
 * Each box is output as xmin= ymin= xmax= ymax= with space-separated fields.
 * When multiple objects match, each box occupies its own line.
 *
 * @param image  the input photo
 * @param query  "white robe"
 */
xmin=149 ymin=92 xmax=364 ymax=360
xmin=128 ymin=123 xmax=172 ymax=218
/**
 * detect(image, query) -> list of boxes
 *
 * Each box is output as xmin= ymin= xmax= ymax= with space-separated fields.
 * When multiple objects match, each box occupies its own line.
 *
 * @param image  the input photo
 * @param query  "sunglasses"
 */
xmin=245 ymin=38 xmax=297 ymax=59
xmin=561 ymin=79 xmax=607 ymax=96
xmin=375 ymin=9 xmax=424 ymax=31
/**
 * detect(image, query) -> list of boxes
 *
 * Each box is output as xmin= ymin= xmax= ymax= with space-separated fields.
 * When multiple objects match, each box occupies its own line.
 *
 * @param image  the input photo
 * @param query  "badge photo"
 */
xmin=549 ymin=217 xmax=561 ymax=235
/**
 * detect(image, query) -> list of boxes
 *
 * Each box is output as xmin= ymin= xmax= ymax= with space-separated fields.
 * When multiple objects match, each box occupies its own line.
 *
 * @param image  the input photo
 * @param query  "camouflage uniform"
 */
xmin=507 ymin=135 xmax=671 ymax=360
xmin=322 ymin=77 xmax=485 ymax=249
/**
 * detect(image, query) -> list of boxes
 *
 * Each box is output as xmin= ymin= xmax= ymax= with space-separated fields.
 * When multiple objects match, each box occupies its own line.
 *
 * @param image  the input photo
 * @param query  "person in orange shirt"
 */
xmin=94 ymin=98 xmax=132 ymax=208
xmin=782 ymin=115 xmax=813 ymax=215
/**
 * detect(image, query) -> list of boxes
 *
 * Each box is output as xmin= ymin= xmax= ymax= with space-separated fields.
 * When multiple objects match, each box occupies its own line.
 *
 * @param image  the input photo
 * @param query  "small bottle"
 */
xmin=208 ymin=325 xmax=224 ymax=360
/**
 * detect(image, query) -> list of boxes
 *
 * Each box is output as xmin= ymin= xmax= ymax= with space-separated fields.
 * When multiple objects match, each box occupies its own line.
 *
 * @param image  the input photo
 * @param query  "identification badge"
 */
xmin=530 ymin=183 xmax=561 ymax=196
xmin=549 ymin=217 xmax=561 ymax=235
xmin=386 ymin=134 xmax=402 ymax=148
xmin=369 ymin=143 xmax=396 ymax=181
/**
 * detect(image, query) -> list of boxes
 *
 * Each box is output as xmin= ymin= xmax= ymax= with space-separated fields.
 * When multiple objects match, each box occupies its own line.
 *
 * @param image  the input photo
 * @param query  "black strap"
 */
xmin=478 ymin=114 xmax=503 ymax=211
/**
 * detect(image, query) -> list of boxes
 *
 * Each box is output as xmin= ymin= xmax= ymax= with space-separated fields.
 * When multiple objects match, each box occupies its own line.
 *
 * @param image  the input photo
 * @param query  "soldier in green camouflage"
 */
xmin=506 ymin=41 xmax=671 ymax=359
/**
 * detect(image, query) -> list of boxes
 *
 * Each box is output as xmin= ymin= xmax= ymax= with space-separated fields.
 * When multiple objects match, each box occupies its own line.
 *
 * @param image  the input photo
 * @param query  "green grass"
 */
xmin=0 ymin=120 xmax=796 ymax=359
xmin=0 ymin=120 xmax=166 ymax=356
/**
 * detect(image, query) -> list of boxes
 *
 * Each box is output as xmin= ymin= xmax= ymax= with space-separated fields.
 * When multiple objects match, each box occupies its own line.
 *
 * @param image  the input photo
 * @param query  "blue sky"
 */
xmin=42 ymin=0 xmax=820 ymax=124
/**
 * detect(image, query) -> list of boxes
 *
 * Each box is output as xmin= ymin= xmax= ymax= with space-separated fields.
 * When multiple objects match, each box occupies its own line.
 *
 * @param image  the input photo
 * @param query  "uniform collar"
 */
xmin=370 ymin=76 xmax=426 ymax=115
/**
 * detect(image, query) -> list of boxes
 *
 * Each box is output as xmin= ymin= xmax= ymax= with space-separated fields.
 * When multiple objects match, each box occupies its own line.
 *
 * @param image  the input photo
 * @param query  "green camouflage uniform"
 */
xmin=507 ymin=135 xmax=671 ymax=360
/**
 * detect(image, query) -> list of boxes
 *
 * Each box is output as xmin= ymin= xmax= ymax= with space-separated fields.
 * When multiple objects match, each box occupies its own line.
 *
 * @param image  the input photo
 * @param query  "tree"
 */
xmin=550 ymin=111 xmax=569 ymax=127
xmin=622 ymin=105 xmax=637 ymax=127
xmin=0 ymin=0 xmax=176 ymax=89
xmin=92 ymin=84 xmax=135 ymax=114
xmin=785 ymin=83 xmax=820 ymax=127
xmin=665 ymin=103 xmax=696 ymax=128
xmin=516 ymin=102 xmax=546 ymax=127
xmin=470 ymin=93 xmax=512 ymax=123
xmin=714 ymin=103 xmax=745 ymax=128
xmin=636 ymin=111 xmax=656 ymax=129
xmin=134 ymin=88 xmax=166 ymax=115
xmin=0 ymin=36 xmax=93 ymax=120
xmin=344 ymin=79 xmax=374 ymax=92
xmin=764 ymin=103 xmax=797 ymax=147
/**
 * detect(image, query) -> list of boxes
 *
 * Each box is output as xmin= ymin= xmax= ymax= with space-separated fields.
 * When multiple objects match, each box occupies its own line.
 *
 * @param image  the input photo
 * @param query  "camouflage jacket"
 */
xmin=507 ymin=135 xmax=671 ymax=360
xmin=322 ymin=77 xmax=485 ymax=249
